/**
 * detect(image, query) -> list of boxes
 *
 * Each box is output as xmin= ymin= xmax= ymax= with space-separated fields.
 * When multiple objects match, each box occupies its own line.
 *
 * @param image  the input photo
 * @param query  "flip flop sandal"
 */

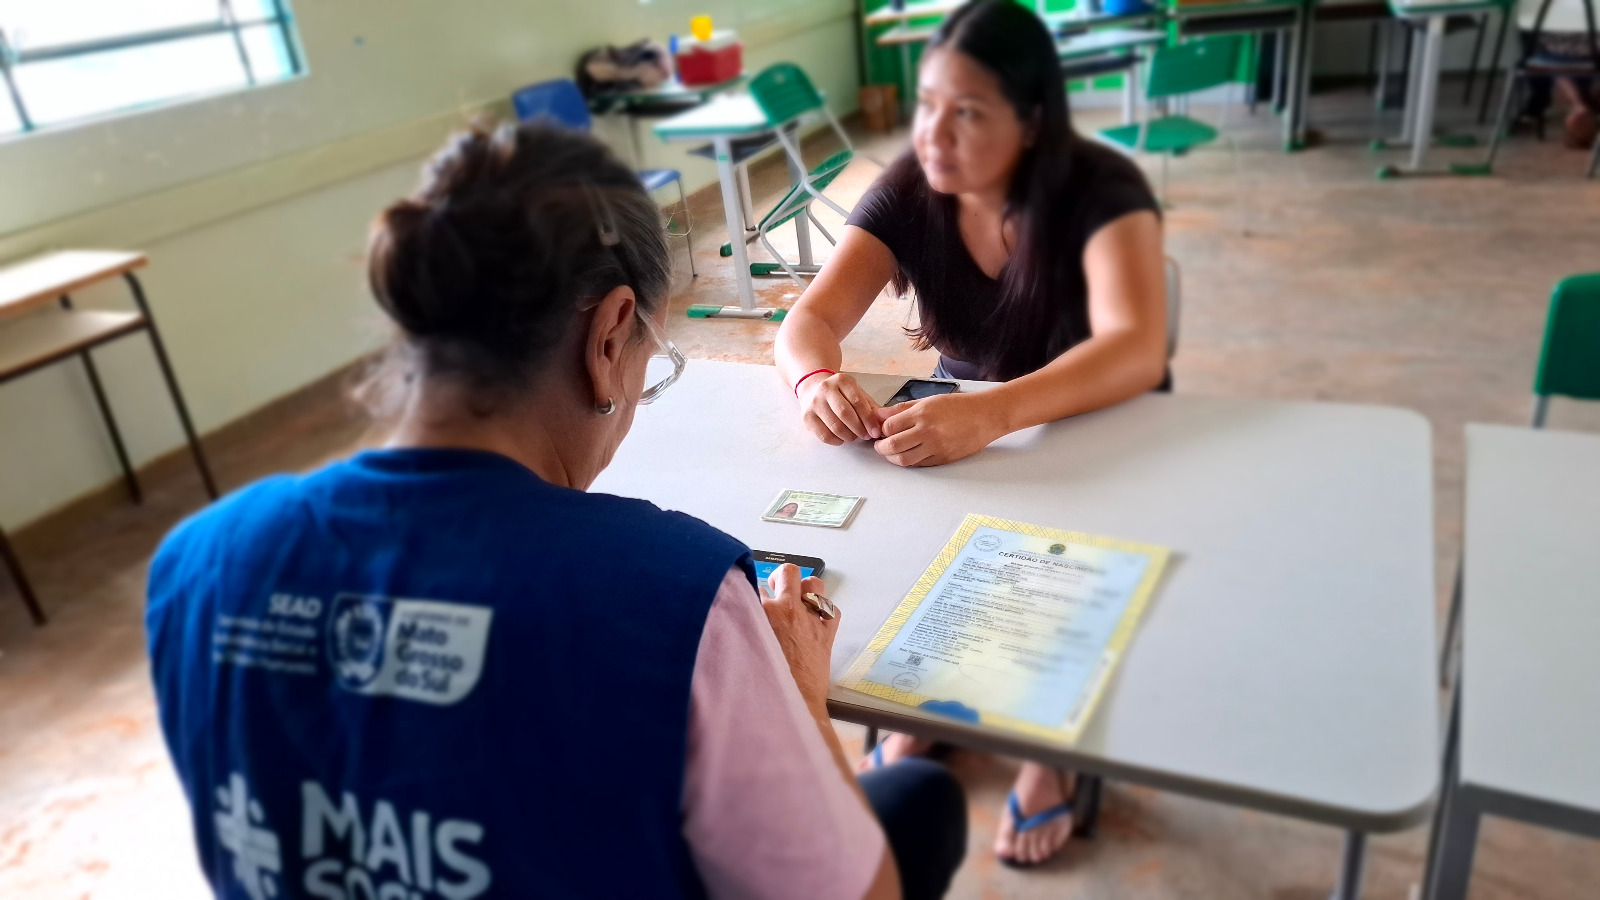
xmin=997 ymin=773 xmax=1077 ymax=869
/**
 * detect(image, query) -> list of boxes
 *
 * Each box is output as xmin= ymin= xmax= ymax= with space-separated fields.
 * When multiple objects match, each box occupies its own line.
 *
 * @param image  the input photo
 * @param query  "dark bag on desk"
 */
xmin=575 ymin=39 xmax=671 ymax=98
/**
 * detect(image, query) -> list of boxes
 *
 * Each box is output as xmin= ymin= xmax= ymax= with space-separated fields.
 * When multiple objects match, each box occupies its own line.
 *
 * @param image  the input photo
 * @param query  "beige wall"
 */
xmin=0 ymin=0 xmax=860 ymax=529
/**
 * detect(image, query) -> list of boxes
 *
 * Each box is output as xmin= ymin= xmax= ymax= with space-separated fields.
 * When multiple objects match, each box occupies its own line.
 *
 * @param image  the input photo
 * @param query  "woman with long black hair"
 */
xmin=774 ymin=0 xmax=1167 ymax=867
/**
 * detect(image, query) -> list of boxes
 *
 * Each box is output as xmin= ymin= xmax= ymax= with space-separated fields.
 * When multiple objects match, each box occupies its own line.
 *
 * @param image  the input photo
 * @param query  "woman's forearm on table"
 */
xmin=775 ymin=310 xmax=846 ymax=389
xmin=986 ymin=328 xmax=1166 ymax=434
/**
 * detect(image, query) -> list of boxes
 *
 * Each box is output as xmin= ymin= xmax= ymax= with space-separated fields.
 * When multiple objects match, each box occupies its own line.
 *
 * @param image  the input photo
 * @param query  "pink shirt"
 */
xmin=682 ymin=568 xmax=887 ymax=900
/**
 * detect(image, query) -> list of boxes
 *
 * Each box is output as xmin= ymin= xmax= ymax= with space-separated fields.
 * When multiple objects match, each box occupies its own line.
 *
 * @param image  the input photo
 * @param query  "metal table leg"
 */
xmin=1274 ymin=28 xmax=1289 ymax=114
xmin=702 ymin=136 xmax=776 ymax=319
xmin=1406 ymin=15 xmax=1447 ymax=170
xmin=1390 ymin=23 xmax=1426 ymax=147
xmin=123 ymin=274 xmax=219 ymax=499
xmin=59 ymin=294 xmax=140 ymax=505
xmin=1282 ymin=5 xmax=1306 ymax=150
xmin=1375 ymin=21 xmax=1391 ymax=111
xmin=0 ymin=528 xmax=46 ymax=625
xmin=1331 ymin=830 xmax=1368 ymax=900
xmin=1291 ymin=1 xmax=1318 ymax=148
xmin=1424 ymin=791 xmax=1482 ymax=900
xmin=1422 ymin=679 xmax=1479 ymax=900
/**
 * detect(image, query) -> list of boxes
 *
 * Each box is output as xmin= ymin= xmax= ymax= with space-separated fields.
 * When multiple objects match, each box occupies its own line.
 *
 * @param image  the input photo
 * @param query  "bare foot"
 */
xmin=855 ymin=732 xmax=936 ymax=773
xmin=993 ymin=763 xmax=1077 ymax=866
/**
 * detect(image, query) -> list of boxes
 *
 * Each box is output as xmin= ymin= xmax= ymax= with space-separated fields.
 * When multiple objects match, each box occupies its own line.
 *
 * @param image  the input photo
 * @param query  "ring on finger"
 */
xmin=801 ymin=592 xmax=838 ymax=620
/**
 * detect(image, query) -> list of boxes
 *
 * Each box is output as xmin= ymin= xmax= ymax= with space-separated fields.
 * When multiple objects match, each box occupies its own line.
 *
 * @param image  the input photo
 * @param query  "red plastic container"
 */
xmin=676 ymin=37 xmax=742 ymax=86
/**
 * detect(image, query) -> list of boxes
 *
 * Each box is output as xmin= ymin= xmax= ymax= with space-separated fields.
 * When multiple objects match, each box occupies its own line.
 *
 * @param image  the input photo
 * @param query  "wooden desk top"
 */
xmin=0 ymin=251 xmax=148 ymax=320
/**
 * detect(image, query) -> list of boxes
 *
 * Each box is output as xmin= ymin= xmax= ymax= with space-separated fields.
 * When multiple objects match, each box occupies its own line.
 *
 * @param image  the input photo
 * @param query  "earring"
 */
xmin=596 ymin=397 xmax=616 ymax=416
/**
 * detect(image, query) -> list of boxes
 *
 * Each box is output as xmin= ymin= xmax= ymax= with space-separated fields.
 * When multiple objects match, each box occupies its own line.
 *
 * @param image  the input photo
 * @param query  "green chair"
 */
xmin=743 ymin=63 xmax=861 ymax=285
xmin=1439 ymin=272 xmax=1600 ymax=685
xmin=1096 ymin=36 xmax=1243 ymax=200
xmin=1530 ymin=272 xmax=1600 ymax=424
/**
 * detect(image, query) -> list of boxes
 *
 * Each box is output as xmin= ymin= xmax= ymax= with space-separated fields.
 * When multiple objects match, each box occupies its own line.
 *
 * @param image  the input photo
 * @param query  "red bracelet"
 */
xmin=794 ymin=368 xmax=836 ymax=398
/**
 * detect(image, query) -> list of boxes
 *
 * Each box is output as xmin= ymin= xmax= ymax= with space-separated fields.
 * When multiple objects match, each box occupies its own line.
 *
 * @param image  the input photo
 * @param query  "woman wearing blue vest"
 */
xmin=147 ymin=123 xmax=966 ymax=900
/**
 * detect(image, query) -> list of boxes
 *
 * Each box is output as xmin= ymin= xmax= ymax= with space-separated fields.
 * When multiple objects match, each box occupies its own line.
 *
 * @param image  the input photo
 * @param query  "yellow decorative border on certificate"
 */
xmin=839 ymin=513 xmax=1171 ymax=745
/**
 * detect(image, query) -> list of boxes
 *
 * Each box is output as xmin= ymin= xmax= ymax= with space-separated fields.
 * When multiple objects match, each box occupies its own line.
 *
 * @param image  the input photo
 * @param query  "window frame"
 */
xmin=0 ymin=0 xmax=302 ymax=134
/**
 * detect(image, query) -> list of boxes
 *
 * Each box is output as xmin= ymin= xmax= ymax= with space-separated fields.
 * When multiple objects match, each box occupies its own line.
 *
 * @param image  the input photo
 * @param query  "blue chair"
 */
xmin=512 ymin=78 xmax=695 ymax=274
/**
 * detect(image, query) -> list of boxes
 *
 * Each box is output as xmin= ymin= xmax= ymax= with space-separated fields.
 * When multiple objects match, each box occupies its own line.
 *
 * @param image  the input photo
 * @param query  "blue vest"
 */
xmin=147 ymin=448 xmax=753 ymax=900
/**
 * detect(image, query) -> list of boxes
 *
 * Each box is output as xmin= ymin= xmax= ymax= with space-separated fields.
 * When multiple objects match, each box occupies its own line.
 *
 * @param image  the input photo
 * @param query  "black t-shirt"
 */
xmin=846 ymin=142 xmax=1159 ymax=382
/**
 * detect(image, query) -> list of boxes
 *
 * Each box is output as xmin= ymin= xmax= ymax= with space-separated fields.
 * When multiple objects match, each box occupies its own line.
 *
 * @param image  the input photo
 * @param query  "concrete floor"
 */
xmin=3 ymin=84 xmax=1600 ymax=899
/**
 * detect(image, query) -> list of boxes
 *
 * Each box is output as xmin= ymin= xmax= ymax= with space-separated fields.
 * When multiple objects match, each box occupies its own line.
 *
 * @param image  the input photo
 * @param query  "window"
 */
xmin=0 ymin=0 xmax=302 ymax=136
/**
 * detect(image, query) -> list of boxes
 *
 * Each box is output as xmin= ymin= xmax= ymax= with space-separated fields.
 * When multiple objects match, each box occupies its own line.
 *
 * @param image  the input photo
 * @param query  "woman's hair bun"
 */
xmin=366 ymin=120 xmax=671 ymax=395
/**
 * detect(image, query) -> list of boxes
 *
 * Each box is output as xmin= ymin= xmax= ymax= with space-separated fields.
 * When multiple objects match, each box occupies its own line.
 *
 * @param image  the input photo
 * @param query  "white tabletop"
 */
xmin=652 ymin=94 xmax=770 ymax=140
xmin=1461 ymin=424 xmax=1600 ymax=816
xmin=1057 ymin=28 xmax=1167 ymax=60
xmin=592 ymin=361 xmax=1439 ymax=831
xmin=1388 ymin=0 xmax=1502 ymax=17
xmin=864 ymin=0 xmax=965 ymax=26
xmin=876 ymin=23 xmax=940 ymax=46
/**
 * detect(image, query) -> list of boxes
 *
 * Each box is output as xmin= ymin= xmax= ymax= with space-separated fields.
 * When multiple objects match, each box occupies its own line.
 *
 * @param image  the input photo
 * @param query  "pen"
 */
xmin=802 ymin=592 xmax=838 ymax=620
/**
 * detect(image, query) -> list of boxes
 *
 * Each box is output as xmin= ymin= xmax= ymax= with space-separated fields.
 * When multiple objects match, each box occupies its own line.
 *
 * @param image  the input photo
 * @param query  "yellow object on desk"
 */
xmin=841 ymin=513 xmax=1171 ymax=744
xmin=690 ymin=15 xmax=713 ymax=40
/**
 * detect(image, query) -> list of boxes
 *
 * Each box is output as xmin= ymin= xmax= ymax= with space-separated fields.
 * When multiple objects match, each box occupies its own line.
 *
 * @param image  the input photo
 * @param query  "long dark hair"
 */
xmin=886 ymin=0 xmax=1136 ymax=381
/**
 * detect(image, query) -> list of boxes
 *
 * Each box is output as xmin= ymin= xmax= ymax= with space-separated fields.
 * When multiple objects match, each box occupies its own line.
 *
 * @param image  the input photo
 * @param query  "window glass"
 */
xmin=14 ymin=33 xmax=249 ymax=127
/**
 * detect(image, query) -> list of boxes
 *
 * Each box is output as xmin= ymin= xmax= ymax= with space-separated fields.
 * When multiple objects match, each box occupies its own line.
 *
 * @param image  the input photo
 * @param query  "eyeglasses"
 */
xmin=636 ymin=307 xmax=686 ymax=405
xmin=582 ymin=180 xmax=686 ymax=405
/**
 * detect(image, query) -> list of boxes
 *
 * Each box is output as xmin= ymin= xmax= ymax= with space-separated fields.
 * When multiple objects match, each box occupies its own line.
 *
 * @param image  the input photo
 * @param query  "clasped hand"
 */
xmin=796 ymin=373 xmax=1003 ymax=467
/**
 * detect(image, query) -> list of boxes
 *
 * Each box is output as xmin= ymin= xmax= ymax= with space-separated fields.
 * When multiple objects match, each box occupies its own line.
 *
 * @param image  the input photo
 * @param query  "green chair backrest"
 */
xmin=758 ymin=149 xmax=854 ymax=232
xmin=749 ymin=63 xmax=825 ymax=125
xmin=1145 ymin=36 xmax=1243 ymax=100
xmin=1534 ymin=272 xmax=1600 ymax=400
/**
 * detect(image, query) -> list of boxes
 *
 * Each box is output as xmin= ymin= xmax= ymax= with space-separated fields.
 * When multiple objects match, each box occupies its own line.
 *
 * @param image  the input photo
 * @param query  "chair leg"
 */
xmin=759 ymin=229 xmax=808 ymax=288
xmin=1481 ymin=69 xmax=1521 ymax=172
xmin=1478 ymin=11 xmax=1510 ymax=124
xmin=59 ymin=296 xmax=141 ymax=504
xmin=123 ymin=274 xmax=219 ymax=501
xmin=1462 ymin=13 xmax=1488 ymax=104
xmin=1588 ymin=132 xmax=1600 ymax=177
xmin=675 ymin=178 xmax=696 ymax=278
xmin=805 ymin=209 xmax=837 ymax=246
xmin=0 ymin=528 xmax=46 ymax=625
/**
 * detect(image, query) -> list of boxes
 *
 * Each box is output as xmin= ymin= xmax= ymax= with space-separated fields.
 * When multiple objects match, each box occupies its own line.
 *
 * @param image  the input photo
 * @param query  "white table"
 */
xmin=1382 ymin=0 xmax=1506 ymax=174
xmin=592 ymin=360 xmax=1440 ymax=899
xmin=654 ymin=95 xmax=813 ymax=320
xmin=1057 ymin=29 xmax=1168 ymax=124
xmin=873 ymin=7 xmax=1164 ymax=123
xmin=1422 ymin=425 xmax=1600 ymax=899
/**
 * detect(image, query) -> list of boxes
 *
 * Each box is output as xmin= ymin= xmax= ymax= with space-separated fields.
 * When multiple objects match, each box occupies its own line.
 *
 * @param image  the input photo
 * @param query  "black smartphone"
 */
xmin=886 ymin=377 xmax=960 ymax=406
xmin=752 ymin=550 xmax=826 ymax=597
